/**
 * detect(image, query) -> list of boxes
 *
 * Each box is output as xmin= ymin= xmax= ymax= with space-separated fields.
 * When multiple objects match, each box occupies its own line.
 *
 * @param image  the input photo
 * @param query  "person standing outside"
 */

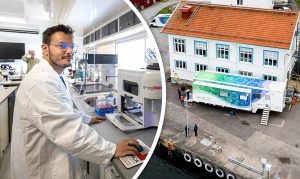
xmin=11 ymin=24 xmax=139 ymax=179
xmin=22 ymin=50 xmax=40 ymax=73
xmin=185 ymin=125 xmax=189 ymax=138
xmin=178 ymin=88 xmax=181 ymax=100
xmin=194 ymin=124 xmax=198 ymax=137
xmin=172 ymin=70 xmax=179 ymax=84
xmin=180 ymin=94 xmax=185 ymax=106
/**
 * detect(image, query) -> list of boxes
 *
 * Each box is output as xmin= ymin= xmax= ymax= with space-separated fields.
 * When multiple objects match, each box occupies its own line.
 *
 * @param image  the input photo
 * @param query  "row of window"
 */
xmin=220 ymin=91 xmax=247 ymax=101
xmin=175 ymin=60 xmax=277 ymax=81
xmin=173 ymin=38 xmax=279 ymax=67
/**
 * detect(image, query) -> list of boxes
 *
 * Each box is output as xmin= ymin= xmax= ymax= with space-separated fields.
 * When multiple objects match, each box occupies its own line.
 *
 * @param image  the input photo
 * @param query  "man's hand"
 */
xmin=89 ymin=116 xmax=106 ymax=124
xmin=114 ymin=139 xmax=140 ymax=158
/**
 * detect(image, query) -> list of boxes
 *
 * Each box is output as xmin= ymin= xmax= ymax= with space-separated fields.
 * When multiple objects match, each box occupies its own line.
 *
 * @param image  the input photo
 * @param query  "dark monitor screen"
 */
xmin=123 ymin=80 xmax=138 ymax=96
xmin=0 ymin=42 xmax=25 ymax=59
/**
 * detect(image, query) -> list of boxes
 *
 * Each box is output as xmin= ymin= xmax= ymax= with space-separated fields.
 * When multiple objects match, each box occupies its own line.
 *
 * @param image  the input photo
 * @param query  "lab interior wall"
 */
xmin=0 ymin=31 xmax=84 ymax=74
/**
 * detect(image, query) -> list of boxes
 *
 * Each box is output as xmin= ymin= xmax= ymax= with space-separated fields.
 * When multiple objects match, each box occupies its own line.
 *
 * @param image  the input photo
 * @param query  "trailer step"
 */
xmin=261 ymin=107 xmax=270 ymax=125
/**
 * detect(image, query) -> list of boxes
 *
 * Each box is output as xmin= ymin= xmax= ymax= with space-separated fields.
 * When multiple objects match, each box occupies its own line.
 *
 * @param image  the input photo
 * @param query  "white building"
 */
xmin=211 ymin=0 xmax=274 ymax=9
xmin=162 ymin=1 xmax=299 ymax=84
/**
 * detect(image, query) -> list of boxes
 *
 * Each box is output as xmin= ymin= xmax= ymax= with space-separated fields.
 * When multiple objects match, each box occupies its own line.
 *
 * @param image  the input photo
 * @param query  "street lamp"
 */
xmin=185 ymin=99 xmax=189 ymax=138
xmin=261 ymin=158 xmax=272 ymax=179
xmin=185 ymin=92 xmax=192 ymax=138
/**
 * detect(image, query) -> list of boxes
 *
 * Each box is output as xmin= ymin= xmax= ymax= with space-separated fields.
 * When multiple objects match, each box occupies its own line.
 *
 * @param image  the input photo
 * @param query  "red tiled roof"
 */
xmin=161 ymin=1 xmax=299 ymax=49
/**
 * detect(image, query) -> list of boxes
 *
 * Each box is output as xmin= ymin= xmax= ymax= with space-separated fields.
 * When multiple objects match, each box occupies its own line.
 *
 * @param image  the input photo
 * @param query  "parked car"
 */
xmin=149 ymin=14 xmax=170 ymax=27
xmin=279 ymin=6 xmax=290 ymax=10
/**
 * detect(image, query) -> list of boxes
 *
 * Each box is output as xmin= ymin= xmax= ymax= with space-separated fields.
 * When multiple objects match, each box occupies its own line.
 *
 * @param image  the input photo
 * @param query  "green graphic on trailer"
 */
xmin=193 ymin=84 xmax=251 ymax=107
xmin=194 ymin=71 xmax=271 ymax=88
xmin=193 ymin=71 xmax=270 ymax=107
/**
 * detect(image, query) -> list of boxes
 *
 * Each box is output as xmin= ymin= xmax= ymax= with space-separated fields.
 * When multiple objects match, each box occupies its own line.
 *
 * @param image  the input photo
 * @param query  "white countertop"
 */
xmin=0 ymin=80 xmax=22 ymax=86
xmin=69 ymin=85 xmax=157 ymax=179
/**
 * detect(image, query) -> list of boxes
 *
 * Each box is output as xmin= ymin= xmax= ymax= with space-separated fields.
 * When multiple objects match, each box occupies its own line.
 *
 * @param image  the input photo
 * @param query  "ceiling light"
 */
xmin=0 ymin=16 xmax=25 ymax=24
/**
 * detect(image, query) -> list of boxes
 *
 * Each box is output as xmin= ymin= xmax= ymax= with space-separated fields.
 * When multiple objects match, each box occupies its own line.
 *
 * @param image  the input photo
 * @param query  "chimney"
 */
xmin=180 ymin=5 xmax=193 ymax=19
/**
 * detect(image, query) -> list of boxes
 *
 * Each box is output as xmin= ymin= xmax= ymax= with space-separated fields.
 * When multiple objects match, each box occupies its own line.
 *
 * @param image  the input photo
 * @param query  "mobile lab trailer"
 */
xmin=192 ymin=71 xmax=286 ymax=113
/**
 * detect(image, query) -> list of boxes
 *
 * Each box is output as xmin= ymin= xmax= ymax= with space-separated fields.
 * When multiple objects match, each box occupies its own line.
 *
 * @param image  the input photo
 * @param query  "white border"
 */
xmin=122 ymin=0 xmax=166 ymax=178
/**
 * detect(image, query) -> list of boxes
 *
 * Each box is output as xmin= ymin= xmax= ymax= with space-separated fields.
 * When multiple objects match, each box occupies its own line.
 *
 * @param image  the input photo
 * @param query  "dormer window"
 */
xmin=237 ymin=0 xmax=243 ymax=5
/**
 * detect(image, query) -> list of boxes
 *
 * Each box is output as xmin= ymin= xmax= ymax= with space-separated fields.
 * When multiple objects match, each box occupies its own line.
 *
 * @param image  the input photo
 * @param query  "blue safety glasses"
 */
xmin=50 ymin=42 xmax=77 ymax=50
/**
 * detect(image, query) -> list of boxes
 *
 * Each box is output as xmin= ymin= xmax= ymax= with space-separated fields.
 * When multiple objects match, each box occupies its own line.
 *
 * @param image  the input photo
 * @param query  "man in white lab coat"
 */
xmin=11 ymin=24 xmax=139 ymax=179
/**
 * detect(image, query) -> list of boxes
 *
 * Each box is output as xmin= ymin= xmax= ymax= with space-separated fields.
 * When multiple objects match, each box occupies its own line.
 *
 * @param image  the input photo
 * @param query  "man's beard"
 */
xmin=49 ymin=49 xmax=72 ymax=68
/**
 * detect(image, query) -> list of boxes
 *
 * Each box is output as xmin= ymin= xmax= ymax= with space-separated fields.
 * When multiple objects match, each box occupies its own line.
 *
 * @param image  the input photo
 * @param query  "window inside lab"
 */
xmin=117 ymin=38 xmax=146 ymax=69
xmin=123 ymin=80 xmax=139 ymax=96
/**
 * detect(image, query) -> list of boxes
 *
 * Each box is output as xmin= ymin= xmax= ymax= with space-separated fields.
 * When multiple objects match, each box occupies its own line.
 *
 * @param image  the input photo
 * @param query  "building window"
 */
xmin=195 ymin=64 xmax=207 ymax=72
xmin=263 ymin=75 xmax=277 ymax=81
xmin=239 ymin=71 xmax=253 ymax=76
xmin=264 ymin=51 xmax=278 ymax=67
xmin=237 ymin=0 xmax=243 ymax=5
xmin=175 ymin=60 xmax=187 ymax=69
xmin=216 ymin=67 xmax=229 ymax=73
xmin=174 ymin=38 xmax=185 ymax=53
xmin=195 ymin=41 xmax=207 ymax=57
xmin=216 ymin=44 xmax=229 ymax=59
xmin=240 ymin=47 xmax=253 ymax=63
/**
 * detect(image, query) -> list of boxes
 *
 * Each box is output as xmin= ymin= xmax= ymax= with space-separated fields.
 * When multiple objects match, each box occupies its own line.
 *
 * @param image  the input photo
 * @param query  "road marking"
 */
xmin=270 ymin=120 xmax=285 ymax=127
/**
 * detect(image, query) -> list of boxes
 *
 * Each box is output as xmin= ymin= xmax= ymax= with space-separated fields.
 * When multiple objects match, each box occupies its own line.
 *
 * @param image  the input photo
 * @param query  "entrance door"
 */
xmin=264 ymin=95 xmax=271 ymax=108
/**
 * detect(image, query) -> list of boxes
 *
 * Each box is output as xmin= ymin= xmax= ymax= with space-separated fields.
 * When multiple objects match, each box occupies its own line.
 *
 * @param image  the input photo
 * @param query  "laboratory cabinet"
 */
xmin=119 ymin=11 xmax=135 ymax=31
xmin=109 ymin=19 xmax=118 ymax=35
xmin=86 ymin=35 xmax=91 ymax=44
xmin=134 ymin=13 xmax=141 ymax=25
xmin=101 ymin=24 xmax=110 ymax=38
xmin=90 ymin=32 xmax=95 ymax=43
xmin=95 ymin=29 xmax=101 ymax=41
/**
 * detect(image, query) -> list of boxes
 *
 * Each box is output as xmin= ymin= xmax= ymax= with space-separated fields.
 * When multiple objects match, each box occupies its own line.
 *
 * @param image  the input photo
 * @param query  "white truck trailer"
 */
xmin=192 ymin=71 xmax=286 ymax=113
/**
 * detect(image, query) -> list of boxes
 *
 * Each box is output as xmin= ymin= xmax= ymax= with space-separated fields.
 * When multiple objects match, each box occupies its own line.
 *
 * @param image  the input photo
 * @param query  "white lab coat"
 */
xmin=11 ymin=59 xmax=116 ymax=179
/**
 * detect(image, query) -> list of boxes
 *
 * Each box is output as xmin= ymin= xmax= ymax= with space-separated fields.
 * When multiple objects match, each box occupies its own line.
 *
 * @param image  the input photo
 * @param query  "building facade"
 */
xmin=162 ymin=1 xmax=299 ymax=84
xmin=210 ymin=0 xmax=274 ymax=9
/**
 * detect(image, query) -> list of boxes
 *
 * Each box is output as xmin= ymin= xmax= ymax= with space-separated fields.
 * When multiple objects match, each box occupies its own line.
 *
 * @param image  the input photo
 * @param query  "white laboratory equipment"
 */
xmin=106 ymin=68 xmax=162 ymax=131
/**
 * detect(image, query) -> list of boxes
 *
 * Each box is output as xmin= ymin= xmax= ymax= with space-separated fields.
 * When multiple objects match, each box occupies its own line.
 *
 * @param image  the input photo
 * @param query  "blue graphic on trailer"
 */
xmin=193 ymin=71 xmax=271 ymax=108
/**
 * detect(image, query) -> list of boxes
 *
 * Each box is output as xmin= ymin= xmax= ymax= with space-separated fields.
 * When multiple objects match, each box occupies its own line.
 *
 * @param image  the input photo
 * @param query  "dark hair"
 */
xmin=42 ymin=24 xmax=74 ymax=44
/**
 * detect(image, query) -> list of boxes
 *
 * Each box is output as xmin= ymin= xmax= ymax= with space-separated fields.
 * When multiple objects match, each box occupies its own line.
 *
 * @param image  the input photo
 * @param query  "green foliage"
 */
xmin=295 ymin=0 xmax=300 ymax=8
xmin=157 ymin=5 xmax=172 ymax=15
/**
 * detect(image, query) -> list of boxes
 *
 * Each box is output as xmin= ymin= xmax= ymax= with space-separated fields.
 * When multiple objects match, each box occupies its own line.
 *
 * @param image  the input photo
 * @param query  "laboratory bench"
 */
xmin=70 ymin=86 xmax=157 ymax=179
xmin=0 ymin=80 xmax=22 ymax=87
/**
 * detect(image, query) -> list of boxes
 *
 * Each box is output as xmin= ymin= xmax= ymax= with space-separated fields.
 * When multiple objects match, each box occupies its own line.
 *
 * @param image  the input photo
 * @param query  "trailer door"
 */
xmin=264 ymin=95 xmax=271 ymax=108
